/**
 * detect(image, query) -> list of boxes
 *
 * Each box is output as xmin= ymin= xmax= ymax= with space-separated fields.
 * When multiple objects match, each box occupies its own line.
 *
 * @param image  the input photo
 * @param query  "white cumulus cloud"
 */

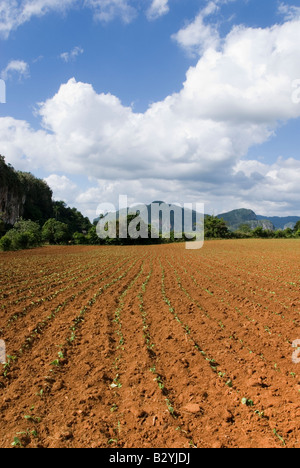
xmin=147 ymin=0 xmax=169 ymax=20
xmin=1 ymin=60 xmax=30 ymax=81
xmin=1 ymin=16 xmax=300 ymax=216
xmin=60 ymin=46 xmax=84 ymax=63
xmin=0 ymin=0 xmax=77 ymax=38
xmin=172 ymin=1 xmax=221 ymax=56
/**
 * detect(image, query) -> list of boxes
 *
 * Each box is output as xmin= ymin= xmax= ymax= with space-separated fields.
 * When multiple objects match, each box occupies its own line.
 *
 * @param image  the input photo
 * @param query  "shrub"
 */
xmin=42 ymin=219 xmax=70 ymax=245
xmin=0 ymin=220 xmax=42 ymax=251
xmin=0 ymin=235 xmax=12 ymax=251
xmin=72 ymin=232 xmax=87 ymax=245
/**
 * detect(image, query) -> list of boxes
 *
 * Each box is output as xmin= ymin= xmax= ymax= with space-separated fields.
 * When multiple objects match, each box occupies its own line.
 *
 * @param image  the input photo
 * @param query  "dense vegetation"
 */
xmin=204 ymin=216 xmax=300 ymax=240
xmin=0 ymin=155 xmax=92 ymax=251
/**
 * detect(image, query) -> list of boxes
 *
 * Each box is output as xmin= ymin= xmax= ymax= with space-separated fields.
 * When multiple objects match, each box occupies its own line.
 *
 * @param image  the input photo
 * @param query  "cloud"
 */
xmin=84 ymin=0 xmax=136 ymax=23
xmin=60 ymin=46 xmax=84 ymax=63
xmin=1 ymin=60 xmax=30 ymax=81
xmin=0 ymin=0 xmax=77 ymax=39
xmin=278 ymin=2 xmax=300 ymax=21
xmin=0 ymin=0 xmax=171 ymax=37
xmin=147 ymin=0 xmax=169 ymax=20
xmin=0 ymin=0 xmax=137 ymax=38
xmin=1 ymin=16 xmax=300 ymax=216
xmin=172 ymin=1 xmax=221 ymax=56
xmin=44 ymin=174 xmax=78 ymax=202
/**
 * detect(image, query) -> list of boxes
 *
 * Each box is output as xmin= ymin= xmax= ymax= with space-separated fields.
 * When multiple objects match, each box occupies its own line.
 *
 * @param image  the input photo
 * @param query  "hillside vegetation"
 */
xmin=0 ymin=155 xmax=91 ymax=250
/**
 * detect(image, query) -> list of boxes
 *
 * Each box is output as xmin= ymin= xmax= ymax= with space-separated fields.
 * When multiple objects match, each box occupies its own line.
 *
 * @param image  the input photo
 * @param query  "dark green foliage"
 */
xmin=204 ymin=216 xmax=230 ymax=239
xmin=86 ymin=226 xmax=102 ymax=245
xmin=53 ymin=201 xmax=92 ymax=234
xmin=17 ymin=172 xmax=53 ymax=226
xmin=294 ymin=221 xmax=300 ymax=233
xmin=92 ymin=214 xmax=163 ymax=246
xmin=42 ymin=219 xmax=70 ymax=245
xmin=72 ymin=232 xmax=88 ymax=245
xmin=233 ymin=226 xmax=298 ymax=239
xmin=0 ymin=155 xmax=22 ymax=194
xmin=0 ymin=220 xmax=42 ymax=251
xmin=0 ymin=156 xmax=91 ymax=250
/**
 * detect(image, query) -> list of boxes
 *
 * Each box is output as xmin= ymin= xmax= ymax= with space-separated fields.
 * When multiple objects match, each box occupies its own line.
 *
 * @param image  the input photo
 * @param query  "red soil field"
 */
xmin=0 ymin=240 xmax=299 ymax=448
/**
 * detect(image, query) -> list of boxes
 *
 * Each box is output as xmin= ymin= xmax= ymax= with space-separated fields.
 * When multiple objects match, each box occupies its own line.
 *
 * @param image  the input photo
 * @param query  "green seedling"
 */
xmin=166 ymin=399 xmax=176 ymax=417
xmin=241 ymin=398 xmax=254 ymax=407
xmin=273 ymin=429 xmax=286 ymax=446
xmin=11 ymin=437 xmax=22 ymax=447
xmin=24 ymin=414 xmax=41 ymax=423
xmin=50 ymin=359 xmax=60 ymax=367
xmin=3 ymin=355 xmax=17 ymax=376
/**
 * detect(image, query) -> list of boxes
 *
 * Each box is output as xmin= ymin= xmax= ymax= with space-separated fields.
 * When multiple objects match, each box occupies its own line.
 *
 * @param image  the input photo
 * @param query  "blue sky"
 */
xmin=0 ymin=0 xmax=300 ymax=219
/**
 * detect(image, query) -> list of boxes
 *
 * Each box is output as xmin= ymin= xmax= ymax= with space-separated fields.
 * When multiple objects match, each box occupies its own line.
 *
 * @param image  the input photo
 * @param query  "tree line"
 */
xmin=2 ymin=213 xmax=300 ymax=252
xmin=204 ymin=216 xmax=300 ymax=239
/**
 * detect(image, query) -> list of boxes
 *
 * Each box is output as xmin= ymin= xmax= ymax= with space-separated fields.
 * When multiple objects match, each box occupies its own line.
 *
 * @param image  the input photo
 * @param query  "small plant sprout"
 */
xmin=241 ymin=398 xmax=254 ymax=407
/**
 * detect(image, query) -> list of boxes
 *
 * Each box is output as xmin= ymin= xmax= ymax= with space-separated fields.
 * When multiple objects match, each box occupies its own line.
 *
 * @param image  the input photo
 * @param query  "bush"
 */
xmin=42 ymin=219 xmax=70 ymax=245
xmin=86 ymin=226 xmax=102 ymax=245
xmin=204 ymin=216 xmax=230 ymax=239
xmin=0 ymin=220 xmax=42 ymax=251
xmin=0 ymin=235 xmax=12 ymax=251
xmin=72 ymin=232 xmax=87 ymax=245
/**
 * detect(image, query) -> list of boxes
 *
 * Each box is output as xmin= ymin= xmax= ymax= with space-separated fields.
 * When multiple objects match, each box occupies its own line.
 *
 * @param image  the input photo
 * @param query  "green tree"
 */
xmin=274 ymin=230 xmax=286 ymax=239
xmin=86 ymin=226 xmax=102 ymax=245
xmin=42 ymin=219 xmax=69 ymax=245
xmin=238 ymin=223 xmax=252 ymax=234
xmin=204 ymin=216 xmax=230 ymax=239
xmin=294 ymin=221 xmax=300 ymax=233
xmin=0 ymin=220 xmax=42 ymax=251
xmin=252 ymin=226 xmax=264 ymax=238
xmin=17 ymin=172 xmax=53 ymax=225
xmin=283 ymin=227 xmax=293 ymax=238
xmin=0 ymin=235 xmax=12 ymax=251
xmin=72 ymin=232 xmax=87 ymax=245
xmin=52 ymin=201 xmax=91 ymax=235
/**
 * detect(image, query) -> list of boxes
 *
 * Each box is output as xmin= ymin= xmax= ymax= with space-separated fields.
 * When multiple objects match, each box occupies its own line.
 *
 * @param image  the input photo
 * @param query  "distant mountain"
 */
xmin=256 ymin=215 xmax=300 ymax=230
xmin=217 ymin=209 xmax=257 ymax=231
xmin=94 ymin=204 xmax=300 ymax=234
xmin=217 ymin=209 xmax=300 ymax=232
xmin=94 ymin=201 xmax=203 ymax=234
xmin=217 ymin=209 xmax=273 ymax=232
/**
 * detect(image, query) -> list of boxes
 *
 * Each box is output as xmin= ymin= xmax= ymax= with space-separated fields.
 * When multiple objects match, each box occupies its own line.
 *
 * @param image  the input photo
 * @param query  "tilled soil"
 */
xmin=0 ymin=240 xmax=299 ymax=448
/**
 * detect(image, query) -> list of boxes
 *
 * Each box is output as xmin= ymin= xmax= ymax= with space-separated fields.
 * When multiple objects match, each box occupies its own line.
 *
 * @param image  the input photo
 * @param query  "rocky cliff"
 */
xmin=217 ymin=209 xmax=275 ymax=232
xmin=0 ymin=155 xmax=53 ymax=228
xmin=0 ymin=185 xmax=25 ymax=225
